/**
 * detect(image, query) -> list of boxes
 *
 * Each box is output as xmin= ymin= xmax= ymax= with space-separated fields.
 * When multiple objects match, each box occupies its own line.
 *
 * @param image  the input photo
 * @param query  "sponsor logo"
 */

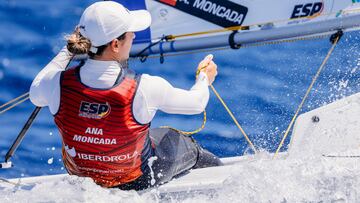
xmin=65 ymin=145 xmax=76 ymax=157
xmin=79 ymin=101 xmax=111 ymax=119
xmin=290 ymin=2 xmax=323 ymax=19
xmin=77 ymin=151 xmax=138 ymax=162
xmin=156 ymin=0 xmax=248 ymax=27
xmin=65 ymin=145 xmax=138 ymax=162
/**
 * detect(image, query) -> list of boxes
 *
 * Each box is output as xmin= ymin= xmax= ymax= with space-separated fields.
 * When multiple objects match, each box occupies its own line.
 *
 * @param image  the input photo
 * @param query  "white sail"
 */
xmin=113 ymin=0 xmax=360 ymax=56
xmin=145 ymin=0 xmax=351 ymax=38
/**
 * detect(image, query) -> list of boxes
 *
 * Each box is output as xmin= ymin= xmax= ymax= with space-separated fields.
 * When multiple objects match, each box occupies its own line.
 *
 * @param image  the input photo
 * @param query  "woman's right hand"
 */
xmin=198 ymin=54 xmax=218 ymax=85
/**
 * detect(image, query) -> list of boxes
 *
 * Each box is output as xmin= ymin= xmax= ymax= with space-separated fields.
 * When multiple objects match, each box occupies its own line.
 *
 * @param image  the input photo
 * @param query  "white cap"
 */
xmin=78 ymin=1 xmax=151 ymax=48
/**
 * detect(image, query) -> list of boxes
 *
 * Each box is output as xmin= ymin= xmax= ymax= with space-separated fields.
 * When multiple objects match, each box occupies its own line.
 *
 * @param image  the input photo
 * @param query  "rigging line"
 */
xmin=167 ymin=25 xmax=250 ymax=40
xmin=160 ymin=65 xmax=209 ymax=136
xmin=273 ymin=32 xmax=342 ymax=159
xmin=167 ymin=7 xmax=360 ymax=40
xmin=0 ymin=58 xmax=81 ymax=114
xmin=210 ymin=85 xmax=257 ymax=154
xmin=0 ymin=92 xmax=29 ymax=110
xmin=139 ymin=47 xmax=230 ymax=60
xmin=160 ymin=110 xmax=207 ymax=136
xmin=135 ymin=35 xmax=169 ymax=62
xmin=0 ymin=96 xmax=29 ymax=115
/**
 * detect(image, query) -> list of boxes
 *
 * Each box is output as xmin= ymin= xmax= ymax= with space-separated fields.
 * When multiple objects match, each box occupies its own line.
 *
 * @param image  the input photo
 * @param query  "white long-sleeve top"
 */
xmin=29 ymin=47 xmax=210 ymax=124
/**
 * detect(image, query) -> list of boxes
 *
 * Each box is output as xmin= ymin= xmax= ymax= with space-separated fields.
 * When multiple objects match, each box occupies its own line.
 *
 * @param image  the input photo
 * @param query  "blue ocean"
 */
xmin=0 ymin=0 xmax=359 ymax=179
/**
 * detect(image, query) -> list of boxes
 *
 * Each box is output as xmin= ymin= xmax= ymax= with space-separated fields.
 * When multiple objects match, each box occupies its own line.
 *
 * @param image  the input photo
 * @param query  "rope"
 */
xmin=0 ymin=93 xmax=29 ymax=115
xmin=210 ymin=84 xmax=257 ymax=154
xmin=160 ymin=66 xmax=208 ymax=136
xmin=135 ymin=36 xmax=169 ymax=63
xmin=273 ymin=32 xmax=342 ymax=158
xmin=161 ymin=64 xmax=257 ymax=154
xmin=166 ymin=25 xmax=250 ymax=40
xmin=0 ymin=92 xmax=29 ymax=109
xmin=160 ymin=110 xmax=207 ymax=136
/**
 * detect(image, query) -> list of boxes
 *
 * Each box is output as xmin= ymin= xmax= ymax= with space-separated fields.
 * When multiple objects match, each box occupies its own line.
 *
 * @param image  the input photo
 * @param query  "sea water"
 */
xmin=0 ymin=1 xmax=360 ymax=202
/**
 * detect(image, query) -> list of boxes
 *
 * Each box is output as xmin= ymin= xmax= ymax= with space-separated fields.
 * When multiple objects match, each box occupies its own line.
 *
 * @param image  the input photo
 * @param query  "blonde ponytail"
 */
xmin=66 ymin=27 xmax=91 ymax=55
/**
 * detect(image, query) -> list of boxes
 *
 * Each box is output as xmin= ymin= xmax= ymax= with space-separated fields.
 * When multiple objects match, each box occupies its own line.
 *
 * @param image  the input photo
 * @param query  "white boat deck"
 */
xmin=2 ymin=92 xmax=360 ymax=197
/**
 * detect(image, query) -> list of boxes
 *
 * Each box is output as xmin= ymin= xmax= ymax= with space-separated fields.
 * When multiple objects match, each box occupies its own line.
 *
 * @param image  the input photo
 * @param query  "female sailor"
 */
xmin=29 ymin=1 xmax=221 ymax=190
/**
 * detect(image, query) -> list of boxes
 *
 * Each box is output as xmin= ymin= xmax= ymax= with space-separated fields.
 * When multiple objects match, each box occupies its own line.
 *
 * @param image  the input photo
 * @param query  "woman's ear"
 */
xmin=110 ymin=39 xmax=120 ymax=53
xmin=110 ymin=39 xmax=126 ymax=53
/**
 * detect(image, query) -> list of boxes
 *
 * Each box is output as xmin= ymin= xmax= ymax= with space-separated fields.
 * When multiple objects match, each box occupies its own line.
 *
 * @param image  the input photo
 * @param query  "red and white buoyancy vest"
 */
xmin=54 ymin=66 xmax=152 ymax=187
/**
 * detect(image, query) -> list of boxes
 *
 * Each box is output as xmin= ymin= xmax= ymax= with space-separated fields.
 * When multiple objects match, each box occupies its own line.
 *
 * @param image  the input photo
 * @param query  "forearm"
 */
xmin=160 ymin=72 xmax=210 ymax=114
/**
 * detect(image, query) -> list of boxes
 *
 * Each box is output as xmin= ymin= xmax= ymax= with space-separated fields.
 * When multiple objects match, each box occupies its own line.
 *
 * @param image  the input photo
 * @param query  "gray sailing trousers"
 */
xmin=117 ymin=128 xmax=222 ymax=190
